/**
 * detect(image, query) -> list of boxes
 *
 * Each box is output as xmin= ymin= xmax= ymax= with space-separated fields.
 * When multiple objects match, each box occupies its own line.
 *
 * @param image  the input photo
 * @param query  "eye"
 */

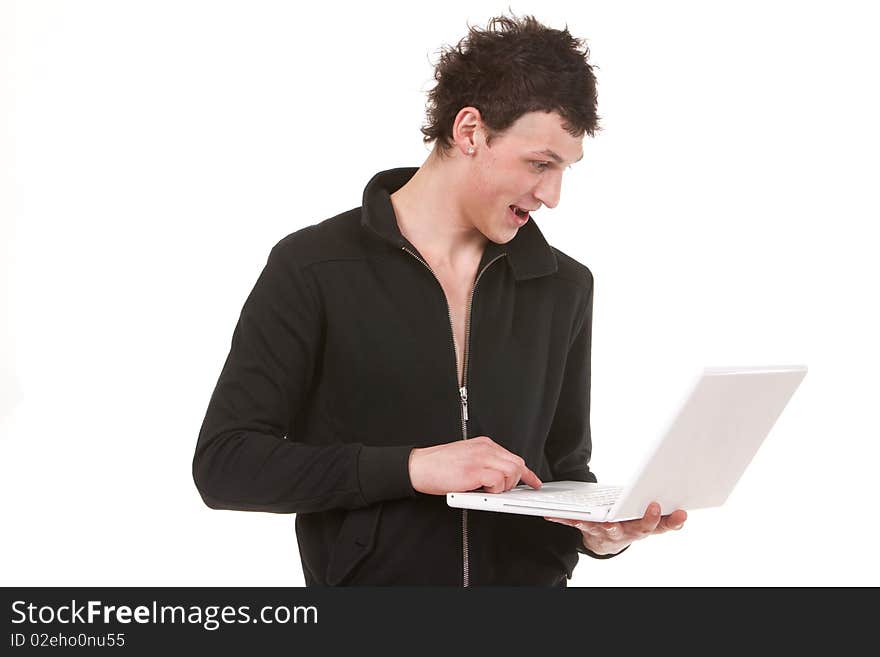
xmin=531 ymin=161 xmax=550 ymax=172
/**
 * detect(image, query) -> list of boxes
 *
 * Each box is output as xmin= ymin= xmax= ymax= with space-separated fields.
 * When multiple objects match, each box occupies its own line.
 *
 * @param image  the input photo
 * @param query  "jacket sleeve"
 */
xmin=192 ymin=240 xmax=418 ymax=514
xmin=544 ymin=271 xmax=629 ymax=559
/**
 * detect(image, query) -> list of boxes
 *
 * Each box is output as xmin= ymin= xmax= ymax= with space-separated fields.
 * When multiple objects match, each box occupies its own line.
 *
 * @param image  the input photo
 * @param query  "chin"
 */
xmin=480 ymin=225 xmax=511 ymax=245
xmin=493 ymin=230 xmax=518 ymax=245
xmin=475 ymin=216 xmax=517 ymax=245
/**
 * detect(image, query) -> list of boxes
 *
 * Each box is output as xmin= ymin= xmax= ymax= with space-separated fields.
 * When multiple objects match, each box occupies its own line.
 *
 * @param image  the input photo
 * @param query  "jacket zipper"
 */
xmin=401 ymin=245 xmax=507 ymax=587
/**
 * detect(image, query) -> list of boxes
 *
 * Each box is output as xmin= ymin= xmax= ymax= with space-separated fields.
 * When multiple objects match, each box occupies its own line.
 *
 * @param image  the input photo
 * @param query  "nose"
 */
xmin=533 ymin=171 xmax=562 ymax=210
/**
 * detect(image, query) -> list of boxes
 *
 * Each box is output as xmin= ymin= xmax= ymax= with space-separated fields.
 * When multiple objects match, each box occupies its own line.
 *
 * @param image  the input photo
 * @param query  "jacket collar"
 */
xmin=361 ymin=167 xmax=558 ymax=281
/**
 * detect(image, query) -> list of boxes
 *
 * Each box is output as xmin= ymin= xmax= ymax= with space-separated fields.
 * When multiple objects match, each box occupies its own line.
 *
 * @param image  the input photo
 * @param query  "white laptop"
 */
xmin=447 ymin=365 xmax=807 ymax=523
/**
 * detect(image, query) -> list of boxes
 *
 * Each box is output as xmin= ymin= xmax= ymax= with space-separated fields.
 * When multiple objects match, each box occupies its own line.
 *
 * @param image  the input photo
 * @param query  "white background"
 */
xmin=2 ymin=0 xmax=878 ymax=586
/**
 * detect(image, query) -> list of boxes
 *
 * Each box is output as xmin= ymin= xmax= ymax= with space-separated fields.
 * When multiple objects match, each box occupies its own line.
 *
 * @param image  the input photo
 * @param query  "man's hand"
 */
xmin=544 ymin=502 xmax=686 ymax=556
xmin=409 ymin=436 xmax=542 ymax=495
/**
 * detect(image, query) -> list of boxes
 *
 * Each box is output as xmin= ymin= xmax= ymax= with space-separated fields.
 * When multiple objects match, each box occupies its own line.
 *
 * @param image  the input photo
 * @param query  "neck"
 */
xmin=389 ymin=149 xmax=488 ymax=273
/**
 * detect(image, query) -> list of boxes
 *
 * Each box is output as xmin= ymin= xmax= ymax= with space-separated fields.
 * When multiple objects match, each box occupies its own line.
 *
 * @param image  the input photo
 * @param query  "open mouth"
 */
xmin=510 ymin=205 xmax=529 ymax=219
xmin=508 ymin=205 xmax=532 ymax=226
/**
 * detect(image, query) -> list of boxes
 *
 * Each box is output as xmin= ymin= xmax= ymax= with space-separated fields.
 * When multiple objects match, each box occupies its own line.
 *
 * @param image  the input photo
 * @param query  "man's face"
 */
xmin=463 ymin=110 xmax=584 ymax=243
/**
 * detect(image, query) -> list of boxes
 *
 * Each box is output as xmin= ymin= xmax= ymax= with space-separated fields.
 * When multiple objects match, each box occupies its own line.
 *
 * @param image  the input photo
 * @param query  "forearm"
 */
xmin=193 ymin=431 xmax=416 ymax=514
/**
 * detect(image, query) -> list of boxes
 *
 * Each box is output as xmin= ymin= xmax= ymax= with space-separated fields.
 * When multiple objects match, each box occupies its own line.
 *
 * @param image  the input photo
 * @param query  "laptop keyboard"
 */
xmin=515 ymin=486 xmax=624 ymax=507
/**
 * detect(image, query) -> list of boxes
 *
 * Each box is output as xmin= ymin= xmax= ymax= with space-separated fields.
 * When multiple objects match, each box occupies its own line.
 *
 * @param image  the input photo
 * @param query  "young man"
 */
xmin=193 ymin=13 xmax=686 ymax=586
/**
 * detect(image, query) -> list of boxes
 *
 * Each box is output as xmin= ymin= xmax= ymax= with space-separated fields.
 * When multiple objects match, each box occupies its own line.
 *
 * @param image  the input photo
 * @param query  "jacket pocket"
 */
xmin=325 ymin=502 xmax=383 ymax=586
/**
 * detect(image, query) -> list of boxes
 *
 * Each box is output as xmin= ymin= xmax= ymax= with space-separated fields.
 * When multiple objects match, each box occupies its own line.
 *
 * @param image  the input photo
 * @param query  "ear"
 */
xmin=451 ymin=106 xmax=483 ymax=156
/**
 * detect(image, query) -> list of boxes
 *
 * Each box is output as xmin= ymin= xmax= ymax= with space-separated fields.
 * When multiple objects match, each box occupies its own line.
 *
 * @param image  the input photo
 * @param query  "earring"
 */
xmin=467 ymin=146 xmax=474 ymax=155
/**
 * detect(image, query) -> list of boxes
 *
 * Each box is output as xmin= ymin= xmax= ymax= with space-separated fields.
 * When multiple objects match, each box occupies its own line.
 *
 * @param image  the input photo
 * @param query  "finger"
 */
xmin=492 ymin=451 xmax=538 ymax=490
xmin=671 ymin=510 xmax=687 ymax=529
xmin=601 ymin=522 xmax=624 ymax=540
xmin=493 ymin=449 xmax=543 ymax=489
xmin=483 ymin=445 xmax=540 ymax=490
xmin=545 ymin=517 xmax=601 ymax=535
xmin=475 ymin=459 xmax=513 ymax=492
xmin=658 ymin=510 xmax=687 ymax=532
xmin=520 ymin=465 xmax=543 ymax=489
xmin=639 ymin=502 xmax=662 ymax=533
xmin=477 ymin=469 xmax=507 ymax=494
xmin=487 ymin=457 xmax=525 ymax=492
xmin=583 ymin=522 xmax=604 ymax=536
xmin=497 ymin=459 xmax=519 ymax=491
xmin=608 ymin=518 xmax=651 ymax=542
xmin=584 ymin=532 xmax=609 ymax=553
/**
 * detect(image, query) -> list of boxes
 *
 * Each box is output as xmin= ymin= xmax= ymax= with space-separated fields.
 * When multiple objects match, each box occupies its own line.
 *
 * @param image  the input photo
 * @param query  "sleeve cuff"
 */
xmin=357 ymin=444 xmax=418 ymax=505
xmin=577 ymin=543 xmax=631 ymax=560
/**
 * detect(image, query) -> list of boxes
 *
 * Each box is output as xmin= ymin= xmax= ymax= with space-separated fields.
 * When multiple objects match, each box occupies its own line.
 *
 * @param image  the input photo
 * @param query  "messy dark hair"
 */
xmin=420 ymin=11 xmax=601 ymax=157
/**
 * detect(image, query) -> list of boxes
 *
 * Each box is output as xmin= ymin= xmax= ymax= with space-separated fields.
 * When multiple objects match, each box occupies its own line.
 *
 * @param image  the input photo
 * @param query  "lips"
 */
xmin=509 ymin=205 xmax=530 ymax=219
xmin=508 ymin=205 xmax=529 ymax=226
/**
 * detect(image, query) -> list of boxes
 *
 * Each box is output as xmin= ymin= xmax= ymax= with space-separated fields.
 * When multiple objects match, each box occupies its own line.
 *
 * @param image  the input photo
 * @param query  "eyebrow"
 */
xmin=532 ymin=149 xmax=584 ymax=165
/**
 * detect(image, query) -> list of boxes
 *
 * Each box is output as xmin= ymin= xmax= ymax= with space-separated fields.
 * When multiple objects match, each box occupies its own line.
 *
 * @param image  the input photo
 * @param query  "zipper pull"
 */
xmin=459 ymin=385 xmax=468 ymax=422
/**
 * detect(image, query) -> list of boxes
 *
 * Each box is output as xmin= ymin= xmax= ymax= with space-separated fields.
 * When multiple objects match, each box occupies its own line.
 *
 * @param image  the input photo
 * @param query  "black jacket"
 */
xmin=193 ymin=166 xmax=622 ymax=586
